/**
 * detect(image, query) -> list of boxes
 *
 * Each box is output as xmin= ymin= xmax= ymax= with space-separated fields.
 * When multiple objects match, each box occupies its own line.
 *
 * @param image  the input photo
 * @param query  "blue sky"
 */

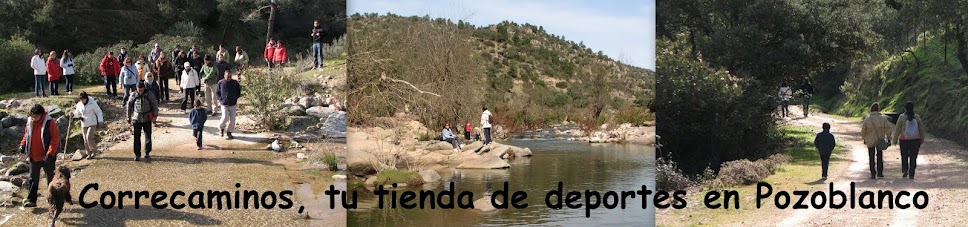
xmin=349 ymin=0 xmax=655 ymax=70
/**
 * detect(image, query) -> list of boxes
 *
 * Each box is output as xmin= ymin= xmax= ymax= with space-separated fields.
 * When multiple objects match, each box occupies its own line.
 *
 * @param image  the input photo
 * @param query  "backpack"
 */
xmin=487 ymin=114 xmax=494 ymax=124
xmin=902 ymin=118 xmax=920 ymax=139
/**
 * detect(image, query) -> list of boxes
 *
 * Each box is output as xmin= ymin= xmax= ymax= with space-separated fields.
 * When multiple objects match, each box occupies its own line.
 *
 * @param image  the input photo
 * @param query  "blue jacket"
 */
xmin=217 ymin=79 xmax=242 ymax=106
xmin=216 ymin=60 xmax=230 ymax=79
xmin=814 ymin=130 xmax=836 ymax=154
xmin=188 ymin=108 xmax=208 ymax=130
xmin=441 ymin=128 xmax=456 ymax=140
xmin=120 ymin=65 xmax=139 ymax=85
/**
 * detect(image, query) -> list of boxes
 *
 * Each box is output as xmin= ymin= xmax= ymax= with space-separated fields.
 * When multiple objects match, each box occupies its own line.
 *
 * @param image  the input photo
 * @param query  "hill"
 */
xmin=348 ymin=14 xmax=653 ymax=131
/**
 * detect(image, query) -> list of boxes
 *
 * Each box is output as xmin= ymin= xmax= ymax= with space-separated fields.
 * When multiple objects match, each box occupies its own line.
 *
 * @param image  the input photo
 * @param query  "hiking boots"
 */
xmin=226 ymin=132 xmax=234 ymax=140
xmin=220 ymin=128 xmax=225 ymax=137
xmin=22 ymin=199 xmax=36 ymax=208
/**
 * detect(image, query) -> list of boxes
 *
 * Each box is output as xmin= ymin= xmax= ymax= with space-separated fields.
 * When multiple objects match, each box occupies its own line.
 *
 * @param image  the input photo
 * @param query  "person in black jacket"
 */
xmin=800 ymin=81 xmax=814 ymax=117
xmin=216 ymin=71 xmax=242 ymax=139
xmin=814 ymin=123 xmax=836 ymax=179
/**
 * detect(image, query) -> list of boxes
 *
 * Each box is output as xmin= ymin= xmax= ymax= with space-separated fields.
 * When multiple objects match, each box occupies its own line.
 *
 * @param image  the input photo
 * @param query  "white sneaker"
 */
xmin=459 ymin=144 xmax=464 ymax=149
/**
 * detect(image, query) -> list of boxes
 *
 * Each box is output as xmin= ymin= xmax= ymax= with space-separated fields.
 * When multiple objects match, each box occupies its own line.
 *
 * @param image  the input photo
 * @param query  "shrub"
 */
xmin=656 ymin=157 xmax=694 ymax=191
xmin=242 ymin=69 xmax=298 ymax=131
xmin=0 ymin=36 xmax=36 ymax=93
xmin=165 ymin=21 xmax=204 ymax=37
xmin=714 ymin=154 xmax=791 ymax=187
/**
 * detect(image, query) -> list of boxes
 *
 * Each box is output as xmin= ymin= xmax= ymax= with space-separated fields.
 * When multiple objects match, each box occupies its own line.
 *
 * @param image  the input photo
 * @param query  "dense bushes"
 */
xmin=0 ymin=36 xmax=36 ymax=93
xmin=656 ymin=38 xmax=781 ymax=176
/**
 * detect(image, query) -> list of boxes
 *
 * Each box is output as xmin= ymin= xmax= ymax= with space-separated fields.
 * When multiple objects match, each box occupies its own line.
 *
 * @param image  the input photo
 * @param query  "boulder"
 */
xmin=418 ymin=170 xmax=441 ymax=183
xmin=9 ymin=175 xmax=26 ymax=187
xmin=72 ymin=149 xmax=88 ymax=161
xmin=285 ymin=104 xmax=306 ymax=116
xmin=462 ymin=141 xmax=484 ymax=152
xmin=508 ymin=146 xmax=533 ymax=157
xmin=485 ymin=145 xmax=511 ymax=159
xmin=0 ymin=111 xmax=7 ymax=120
xmin=47 ymin=106 xmax=64 ymax=118
xmin=306 ymin=106 xmax=337 ymax=119
xmin=287 ymin=116 xmax=319 ymax=132
xmin=320 ymin=111 xmax=347 ymax=138
xmin=426 ymin=141 xmax=453 ymax=151
xmin=588 ymin=131 xmax=610 ymax=143
xmin=1 ymin=114 xmax=27 ymax=128
xmin=5 ymin=162 xmax=28 ymax=176
xmin=298 ymin=97 xmax=319 ymax=108
xmin=456 ymin=155 xmax=510 ymax=169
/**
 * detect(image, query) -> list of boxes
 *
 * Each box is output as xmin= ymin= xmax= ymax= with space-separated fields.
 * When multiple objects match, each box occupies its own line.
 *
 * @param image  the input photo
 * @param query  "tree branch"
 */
xmin=380 ymin=73 xmax=441 ymax=97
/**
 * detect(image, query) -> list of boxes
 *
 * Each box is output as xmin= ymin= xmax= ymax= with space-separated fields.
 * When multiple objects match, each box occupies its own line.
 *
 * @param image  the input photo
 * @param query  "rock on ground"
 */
xmin=306 ymin=106 xmax=337 ymax=119
xmin=419 ymin=169 xmax=441 ymax=183
xmin=320 ymin=111 xmax=346 ymax=138
xmin=456 ymin=155 xmax=510 ymax=169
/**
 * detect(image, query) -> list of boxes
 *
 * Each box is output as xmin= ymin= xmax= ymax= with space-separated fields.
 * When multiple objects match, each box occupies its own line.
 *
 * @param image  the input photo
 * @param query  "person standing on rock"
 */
xmin=311 ymin=19 xmax=324 ymax=69
xmin=799 ymin=80 xmax=814 ymax=117
xmin=180 ymin=61 xmax=200 ymax=112
xmin=154 ymin=53 xmax=174 ymax=102
xmin=99 ymin=52 xmax=120 ymax=97
xmin=46 ymin=51 xmax=63 ymax=96
xmin=464 ymin=122 xmax=472 ymax=141
xmin=60 ymin=50 xmax=76 ymax=95
xmin=201 ymin=56 xmax=220 ymax=116
xmin=861 ymin=103 xmax=892 ymax=179
xmin=264 ymin=38 xmax=276 ymax=68
xmin=189 ymin=100 xmax=208 ymax=150
xmin=778 ymin=82 xmax=792 ymax=118
xmin=69 ymin=92 xmax=104 ymax=158
xmin=120 ymin=57 xmax=140 ymax=103
xmin=217 ymin=71 xmax=242 ymax=139
xmin=442 ymin=123 xmax=463 ymax=153
xmin=481 ymin=106 xmax=493 ymax=145
xmin=813 ymin=123 xmax=836 ymax=179
xmin=894 ymin=101 xmax=924 ymax=179
xmin=126 ymin=82 xmax=158 ymax=161
xmin=30 ymin=49 xmax=48 ymax=97
xmin=18 ymin=104 xmax=59 ymax=207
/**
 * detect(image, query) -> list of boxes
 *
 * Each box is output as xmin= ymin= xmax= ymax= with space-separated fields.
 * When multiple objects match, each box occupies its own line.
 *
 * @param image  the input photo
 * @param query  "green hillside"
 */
xmin=348 ymin=14 xmax=653 ymax=130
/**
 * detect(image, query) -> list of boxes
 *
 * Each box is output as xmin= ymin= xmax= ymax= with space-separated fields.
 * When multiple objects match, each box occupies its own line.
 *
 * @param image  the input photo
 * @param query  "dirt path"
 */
xmin=773 ymin=107 xmax=968 ymax=226
xmin=0 ymin=79 xmax=344 ymax=226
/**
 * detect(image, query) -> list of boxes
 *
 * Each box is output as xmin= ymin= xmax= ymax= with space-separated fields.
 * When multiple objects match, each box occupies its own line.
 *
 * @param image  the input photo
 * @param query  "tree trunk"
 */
xmin=956 ymin=22 xmax=968 ymax=76
xmin=265 ymin=1 xmax=277 ymax=43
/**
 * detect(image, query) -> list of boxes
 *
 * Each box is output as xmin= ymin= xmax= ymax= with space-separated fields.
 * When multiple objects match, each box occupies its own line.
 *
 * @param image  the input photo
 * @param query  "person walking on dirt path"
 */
xmin=813 ymin=122 xmax=836 ymax=179
xmin=120 ymin=57 xmax=140 ymax=103
xmin=217 ymin=71 xmax=242 ymax=139
xmin=171 ymin=45 xmax=183 ymax=66
xmin=862 ymin=103 xmax=893 ymax=179
xmin=136 ymin=55 xmax=149 ymax=81
xmin=118 ymin=47 xmax=129 ymax=69
xmin=46 ymin=51 xmax=63 ymax=96
xmin=273 ymin=40 xmax=288 ymax=67
xmin=464 ymin=122 xmax=472 ymax=141
xmin=143 ymin=72 xmax=162 ymax=107
xmin=126 ymin=82 xmax=158 ymax=161
xmin=174 ymin=51 xmax=189 ymax=89
xmin=779 ymin=82 xmax=792 ymax=117
xmin=234 ymin=45 xmax=249 ymax=74
xmin=190 ymin=52 xmax=204 ymax=72
xmin=189 ymin=100 xmax=208 ymax=150
xmin=442 ymin=123 xmax=463 ymax=153
xmin=69 ymin=92 xmax=104 ymax=158
xmin=311 ymin=19 xmax=324 ymax=69
xmin=60 ymin=50 xmax=76 ymax=95
xmin=201 ymin=56 xmax=220 ymax=116
xmin=99 ymin=51 xmax=120 ymax=97
xmin=149 ymin=43 xmax=163 ymax=67
xmin=30 ymin=49 xmax=48 ymax=97
xmin=894 ymin=101 xmax=925 ymax=179
xmin=799 ymin=81 xmax=814 ymax=117
xmin=180 ymin=61 xmax=200 ymax=112
xmin=264 ymin=39 xmax=276 ymax=68
xmin=154 ymin=53 xmax=174 ymax=102
xmin=18 ymin=104 xmax=59 ymax=208
xmin=216 ymin=55 xmax=230 ymax=83
xmin=481 ymin=106 xmax=493 ymax=145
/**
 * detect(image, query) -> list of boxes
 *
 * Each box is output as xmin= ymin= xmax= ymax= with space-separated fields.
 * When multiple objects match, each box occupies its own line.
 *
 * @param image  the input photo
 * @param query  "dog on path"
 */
xmin=47 ymin=165 xmax=73 ymax=226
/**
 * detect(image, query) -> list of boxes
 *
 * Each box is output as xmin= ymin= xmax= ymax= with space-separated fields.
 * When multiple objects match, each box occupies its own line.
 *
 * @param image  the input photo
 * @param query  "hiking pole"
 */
xmin=63 ymin=114 xmax=73 ymax=159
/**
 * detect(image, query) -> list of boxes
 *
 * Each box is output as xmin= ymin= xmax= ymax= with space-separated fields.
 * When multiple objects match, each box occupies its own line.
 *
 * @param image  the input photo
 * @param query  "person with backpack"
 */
xmin=894 ymin=101 xmax=924 ymax=179
xmin=861 ymin=103 xmax=893 ymax=179
xmin=180 ymin=61 xmax=200 ymax=112
xmin=201 ymin=56 xmax=220 ymax=116
xmin=18 ymin=104 xmax=60 ymax=208
xmin=120 ymin=58 xmax=140 ymax=103
xmin=99 ymin=52 xmax=121 ymax=97
xmin=188 ymin=100 xmax=208 ymax=150
xmin=778 ymin=82 xmax=792 ymax=118
xmin=31 ymin=49 xmax=48 ymax=97
xmin=217 ymin=71 xmax=242 ymax=139
xmin=154 ymin=53 xmax=174 ymax=102
xmin=814 ymin=123 xmax=836 ymax=179
xmin=126 ymin=83 xmax=158 ymax=161
xmin=46 ymin=51 xmax=63 ymax=96
xmin=69 ymin=92 xmax=104 ymax=158
xmin=464 ymin=122 xmax=472 ymax=141
xmin=60 ymin=50 xmax=76 ymax=95
xmin=481 ymin=106 xmax=494 ymax=145
xmin=800 ymin=80 xmax=814 ymax=117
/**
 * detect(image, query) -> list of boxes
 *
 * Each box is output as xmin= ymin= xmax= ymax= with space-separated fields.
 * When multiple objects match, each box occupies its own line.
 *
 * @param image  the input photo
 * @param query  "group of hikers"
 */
xmin=778 ymin=81 xmax=814 ymax=118
xmin=812 ymin=101 xmax=925 ymax=180
xmin=15 ymin=19 xmax=329 ymax=209
xmin=440 ymin=106 xmax=495 ymax=153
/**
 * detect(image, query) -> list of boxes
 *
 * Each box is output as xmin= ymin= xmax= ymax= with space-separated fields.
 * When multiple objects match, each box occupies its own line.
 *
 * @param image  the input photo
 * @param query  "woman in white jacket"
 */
xmin=69 ymin=92 xmax=104 ymax=158
xmin=60 ymin=50 xmax=77 ymax=95
xmin=180 ymin=61 xmax=201 ymax=112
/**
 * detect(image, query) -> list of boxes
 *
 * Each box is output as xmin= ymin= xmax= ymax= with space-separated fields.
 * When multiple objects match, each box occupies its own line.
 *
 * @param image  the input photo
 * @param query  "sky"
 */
xmin=348 ymin=0 xmax=655 ymax=70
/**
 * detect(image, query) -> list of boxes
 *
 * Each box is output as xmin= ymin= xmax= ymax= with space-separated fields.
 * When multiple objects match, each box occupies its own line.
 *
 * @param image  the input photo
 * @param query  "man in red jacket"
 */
xmin=99 ymin=52 xmax=121 ymax=97
xmin=264 ymin=38 xmax=276 ymax=68
xmin=18 ymin=104 xmax=59 ymax=208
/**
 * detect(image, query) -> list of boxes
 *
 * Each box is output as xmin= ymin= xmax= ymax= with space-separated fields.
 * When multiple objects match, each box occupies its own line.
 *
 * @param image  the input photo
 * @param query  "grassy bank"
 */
xmin=658 ymin=125 xmax=849 ymax=225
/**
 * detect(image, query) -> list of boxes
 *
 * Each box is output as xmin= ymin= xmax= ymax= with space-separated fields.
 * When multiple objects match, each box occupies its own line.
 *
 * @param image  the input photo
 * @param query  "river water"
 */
xmin=348 ymin=140 xmax=656 ymax=226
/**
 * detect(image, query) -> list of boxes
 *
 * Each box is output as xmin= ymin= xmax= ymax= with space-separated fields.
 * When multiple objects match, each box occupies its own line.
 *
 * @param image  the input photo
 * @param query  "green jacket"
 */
xmin=201 ymin=64 xmax=218 ymax=84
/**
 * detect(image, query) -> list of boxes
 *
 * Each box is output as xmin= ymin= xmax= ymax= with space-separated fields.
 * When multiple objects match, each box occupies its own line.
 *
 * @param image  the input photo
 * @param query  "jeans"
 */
xmin=899 ymin=139 xmax=922 ymax=177
xmin=34 ymin=75 xmax=47 ymax=96
xmin=445 ymin=137 xmax=462 ymax=149
xmin=159 ymin=77 xmax=171 ymax=101
xmin=220 ymin=105 xmax=238 ymax=133
xmin=64 ymin=74 xmax=75 ymax=93
xmin=193 ymin=129 xmax=203 ymax=148
xmin=781 ymin=100 xmax=790 ymax=117
xmin=123 ymin=84 xmax=136 ymax=103
xmin=48 ymin=79 xmax=59 ymax=95
xmin=26 ymin=155 xmax=55 ymax=203
xmin=181 ymin=87 xmax=197 ymax=111
xmin=464 ymin=131 xmax=471 ymax=141
xmin=820 ymin=150 xmax=831 ymax=178
xmin=103 ymin=75 xmax=118 ymax=96
xmin=133 ymin=121 xmax=153 ymax=157
xmin=484 ymin=127 xmax=492 ymax=144
xmin=867 ymin=146 xmax=884 ymax=177
xmin=312 ymin=42 xmax=323 ymax=68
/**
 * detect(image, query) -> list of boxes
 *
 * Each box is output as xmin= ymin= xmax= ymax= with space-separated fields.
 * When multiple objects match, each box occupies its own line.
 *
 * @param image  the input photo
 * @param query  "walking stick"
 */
xmin=63 ymin=114 xmax=73 ymax=158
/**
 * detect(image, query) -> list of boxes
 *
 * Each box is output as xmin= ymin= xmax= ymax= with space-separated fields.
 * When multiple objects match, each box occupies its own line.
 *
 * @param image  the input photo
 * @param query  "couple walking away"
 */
xmin=815 ymin=101 xmax=924 ymax=180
